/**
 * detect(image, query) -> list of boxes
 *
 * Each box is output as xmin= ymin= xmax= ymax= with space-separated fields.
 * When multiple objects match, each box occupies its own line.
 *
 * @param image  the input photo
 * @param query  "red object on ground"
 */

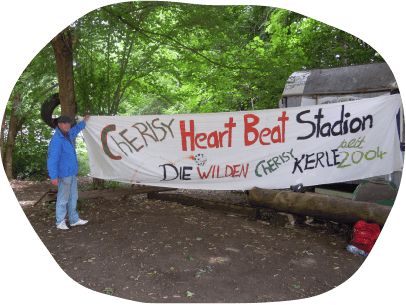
xmin=351 ymin=220 xmax=381 ymax=253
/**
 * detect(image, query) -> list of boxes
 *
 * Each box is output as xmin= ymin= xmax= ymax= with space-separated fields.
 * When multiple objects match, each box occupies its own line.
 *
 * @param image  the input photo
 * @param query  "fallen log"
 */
xmin=33 ymin=189 xmax=53 ymax=207
xmin=249 ymin=187 xmax=393 ymax=227
xmin=43 ymin=186 xmax=177 ymax=203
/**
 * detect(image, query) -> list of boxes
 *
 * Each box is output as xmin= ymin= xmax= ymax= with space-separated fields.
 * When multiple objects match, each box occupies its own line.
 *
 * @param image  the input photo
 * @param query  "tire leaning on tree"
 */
xmin=41 ymin=93 xmax=77 ymax=128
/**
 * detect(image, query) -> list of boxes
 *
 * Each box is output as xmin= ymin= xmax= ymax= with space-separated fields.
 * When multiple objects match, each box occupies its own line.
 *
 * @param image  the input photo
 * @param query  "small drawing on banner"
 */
xmin=194 ymin=154 xmax=207 ymax=166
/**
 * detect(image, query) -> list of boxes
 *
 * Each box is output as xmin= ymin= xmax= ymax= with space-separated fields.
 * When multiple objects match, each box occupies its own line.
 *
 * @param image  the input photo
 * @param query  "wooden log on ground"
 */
xmin=148 ymin=192 xmax=258 ymax=218
xmin=33 ymin=189 xmax=54 ymax=207
xmin=249 ymin=187 xmax=392 ymax=227
xmin=43 ymin=186 xmax=177 ymax=202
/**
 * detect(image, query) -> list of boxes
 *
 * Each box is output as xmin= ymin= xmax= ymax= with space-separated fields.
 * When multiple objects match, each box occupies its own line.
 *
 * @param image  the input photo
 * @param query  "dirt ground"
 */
xmin=13 ymin=176 xmax=366 ymax=303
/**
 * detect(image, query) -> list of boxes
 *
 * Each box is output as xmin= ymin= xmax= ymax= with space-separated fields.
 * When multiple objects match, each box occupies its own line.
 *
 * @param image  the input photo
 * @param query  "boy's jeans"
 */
xmin=55 ymin=175 xmax=80 ymax=226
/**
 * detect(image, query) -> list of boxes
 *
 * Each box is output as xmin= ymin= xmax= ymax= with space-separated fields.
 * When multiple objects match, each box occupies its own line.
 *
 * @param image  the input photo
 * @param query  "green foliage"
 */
xmin=12 ymin=121 xmax=53 ymax=180
xmin=76 ymin=136 xmax=90 ymax=176
xmin=66 ymin=3 xmax=291 ymax=115
xmin=10 ymin=124 xmax=89 ymax=180
xmin=77 ymin=199 xmax=93 ymax=212
xmin=103 ymin=286 xmax=114 ymax=296
xmin=82 ymin=179 xmax=131 ymax=190
xmin=265 ymin=9 xmax=384 ymax=69
xmin=8 ymin=2 xmax=385 ymax=181
xmin=103 ymin=180 xmax=132 ymax=189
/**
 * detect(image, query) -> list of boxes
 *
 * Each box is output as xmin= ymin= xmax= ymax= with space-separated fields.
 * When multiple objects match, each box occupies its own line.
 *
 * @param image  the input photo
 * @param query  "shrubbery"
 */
xmin=12 ymin=127 xmax=52 ymax=180
xmin=76 ymin=136 xmax=90 ymax=177
xmin=11 ymin=130 xmax=90 ymax=180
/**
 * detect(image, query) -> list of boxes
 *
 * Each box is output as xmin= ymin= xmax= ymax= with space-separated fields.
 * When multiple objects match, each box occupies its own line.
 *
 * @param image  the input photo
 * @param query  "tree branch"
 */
xmin=102 ymin=6 xmax=258 ymax=71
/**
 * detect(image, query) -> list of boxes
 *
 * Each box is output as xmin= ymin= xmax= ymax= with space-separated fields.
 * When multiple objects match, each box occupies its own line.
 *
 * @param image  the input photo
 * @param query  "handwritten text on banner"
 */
xmin=81 ymin=95 xmax=403 ymax=190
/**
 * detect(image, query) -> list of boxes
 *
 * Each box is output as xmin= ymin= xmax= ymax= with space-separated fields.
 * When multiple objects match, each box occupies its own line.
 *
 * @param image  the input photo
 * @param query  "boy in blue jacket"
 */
xmin=47 ymin=115 xmax=91 ymax=230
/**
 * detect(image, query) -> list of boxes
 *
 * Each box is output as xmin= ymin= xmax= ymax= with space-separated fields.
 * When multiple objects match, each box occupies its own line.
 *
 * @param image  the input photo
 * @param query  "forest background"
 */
xmin=0 ymin=0 xmax=389 ymax=182
xmin=1 ymin=1 xmax=405 ymax=305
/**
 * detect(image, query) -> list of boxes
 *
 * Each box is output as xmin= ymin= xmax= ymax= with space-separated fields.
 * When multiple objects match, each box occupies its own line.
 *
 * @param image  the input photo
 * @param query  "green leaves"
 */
xmin=103 ymin=286 xmax=114 ymax=295
xmin=265 ymin=8 xmax=383 ymax=71
xmin=8 ymin=5 xmax=385 ymax=181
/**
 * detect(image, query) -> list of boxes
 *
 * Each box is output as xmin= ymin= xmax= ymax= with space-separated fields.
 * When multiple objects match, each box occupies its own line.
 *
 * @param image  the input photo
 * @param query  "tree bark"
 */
xmin=92 ymin=178 xmax=105 ymax=190
xmin=51 ymin=28 xmax=76 ymax=123
xmin=0 ymin=110 xmax=6 ymax=163
xmin=3 ymin=85 xmax=57 ymax=180
xmin=3 ymin=94 xmax=21 ymax=180
xmin=249 ymin=187 xmax=392 ymax=227
xmin=51 ymin=28 xmax=102 ymax=185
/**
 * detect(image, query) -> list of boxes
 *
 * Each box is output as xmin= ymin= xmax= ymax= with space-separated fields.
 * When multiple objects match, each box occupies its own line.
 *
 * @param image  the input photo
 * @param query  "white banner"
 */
xmin=81 ymin=95 xmax=403 ymax=190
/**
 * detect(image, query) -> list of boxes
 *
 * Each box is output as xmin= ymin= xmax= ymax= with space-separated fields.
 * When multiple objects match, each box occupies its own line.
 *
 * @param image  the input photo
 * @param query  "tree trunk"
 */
xmin=112 ymin=34 xmax=134 ymax=115
xmin=339 ymin=30 xmax=348 ymax=66
xmin=51 ymin=28 xmax=104 ymax=185
xmin=249 ymin=187 xmax=392 ymax=227
xmin=51 ymin=28 xmax=76 ymax=123
xmin=92 ymin=178 xmax=105 ymax=190
xmin=3 ymin=94 xmax=21 ymax=180
xmin=0 ymin=110 xmax=6 ymax=163
xmin=2 ymin=85 xmax=55 ymax=180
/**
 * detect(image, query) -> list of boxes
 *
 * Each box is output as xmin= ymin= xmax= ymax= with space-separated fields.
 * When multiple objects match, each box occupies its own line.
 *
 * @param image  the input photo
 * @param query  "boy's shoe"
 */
xmin=56 ymin=221 xmax=69 ymax=230
xmin=71 ymin=219 xmax=88 ymax=227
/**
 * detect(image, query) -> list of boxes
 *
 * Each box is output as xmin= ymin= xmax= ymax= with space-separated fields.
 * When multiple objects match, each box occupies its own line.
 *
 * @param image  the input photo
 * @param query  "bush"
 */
xmin=76 ymin=136 xmax=90 ymax=176
xmin=12 ymin=130 xmax=90 ymax=180
xmin=12 ymin=128 xmax=51 ymax=181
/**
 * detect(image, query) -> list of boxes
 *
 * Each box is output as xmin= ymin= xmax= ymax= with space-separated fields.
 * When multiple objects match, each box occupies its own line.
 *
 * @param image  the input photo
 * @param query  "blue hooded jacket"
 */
xmin=47 ymin=121 xmax=87 ymax=180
